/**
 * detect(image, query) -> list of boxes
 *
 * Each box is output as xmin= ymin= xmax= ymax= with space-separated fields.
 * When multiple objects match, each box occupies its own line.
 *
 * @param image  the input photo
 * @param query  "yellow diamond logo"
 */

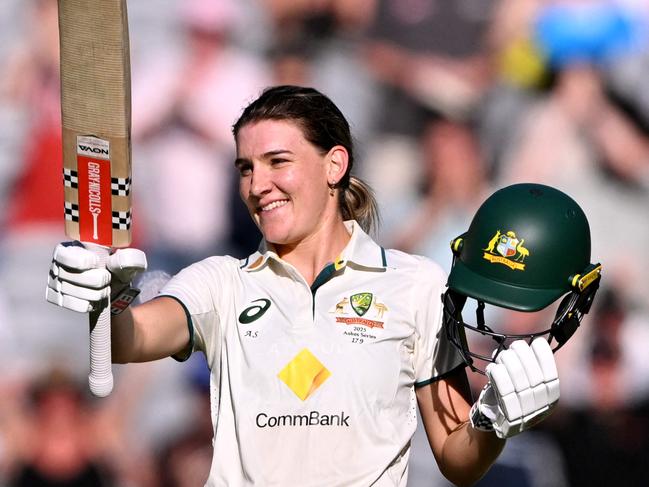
xmin=278 ymin=348 xmax=331 ymax=401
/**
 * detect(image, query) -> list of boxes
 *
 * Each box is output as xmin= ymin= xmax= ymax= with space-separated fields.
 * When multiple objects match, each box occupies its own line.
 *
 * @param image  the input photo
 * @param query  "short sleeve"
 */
xmin=159 ymin=256 xmax=236 ymax=367
xmin=412 ymin=257 xmax=465 ymax=387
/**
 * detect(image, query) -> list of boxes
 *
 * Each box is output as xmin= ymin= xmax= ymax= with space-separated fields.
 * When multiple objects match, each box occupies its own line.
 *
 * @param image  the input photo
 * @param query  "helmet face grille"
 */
xmin=442 ymin=282 xmax=600 ymax=374
xmin=442 ymin=291 xmax=552 ymax=374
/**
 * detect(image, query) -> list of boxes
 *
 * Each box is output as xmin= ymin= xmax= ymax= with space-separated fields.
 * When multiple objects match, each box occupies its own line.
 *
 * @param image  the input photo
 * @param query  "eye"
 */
xmin=270 ymin=158 xmax=289 ymax=166
xmin=238 ymin=163 xmax=252 ymax=176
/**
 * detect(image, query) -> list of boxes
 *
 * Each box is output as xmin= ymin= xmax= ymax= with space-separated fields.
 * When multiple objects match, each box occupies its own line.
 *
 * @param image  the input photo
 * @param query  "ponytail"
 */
xmin=340 ymin=176 xmax=379 ymax=235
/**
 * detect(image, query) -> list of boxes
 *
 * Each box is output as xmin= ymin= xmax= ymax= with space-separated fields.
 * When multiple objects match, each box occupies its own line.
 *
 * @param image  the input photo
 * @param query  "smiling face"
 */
xmin=235 ymin=119 xmax=348 ymax=250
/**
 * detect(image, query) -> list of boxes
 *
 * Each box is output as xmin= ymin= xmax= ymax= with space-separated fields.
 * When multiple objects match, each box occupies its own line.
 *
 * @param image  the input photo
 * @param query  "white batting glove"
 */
xmin=46 ymin=241 xmax=147 ymax=314
xmin=470 ymin=338 xmax=560 ymax=439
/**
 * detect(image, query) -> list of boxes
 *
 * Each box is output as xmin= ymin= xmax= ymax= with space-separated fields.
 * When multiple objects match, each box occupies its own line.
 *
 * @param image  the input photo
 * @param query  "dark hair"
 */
xmin=233 ymin=85 xmax=379 ymax=234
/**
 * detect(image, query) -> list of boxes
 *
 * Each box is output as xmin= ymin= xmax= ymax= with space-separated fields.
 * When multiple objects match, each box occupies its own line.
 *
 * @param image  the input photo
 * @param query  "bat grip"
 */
xmin=87 ymin=243 xmax=114 ymax=397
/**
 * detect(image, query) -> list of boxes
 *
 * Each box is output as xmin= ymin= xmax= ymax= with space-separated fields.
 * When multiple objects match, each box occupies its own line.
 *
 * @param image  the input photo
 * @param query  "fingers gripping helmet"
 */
xmin=444 ymin=183 xmax=602 ymax=374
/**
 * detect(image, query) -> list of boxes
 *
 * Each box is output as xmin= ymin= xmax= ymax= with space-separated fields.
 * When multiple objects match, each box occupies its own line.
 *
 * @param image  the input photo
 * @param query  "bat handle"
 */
xmin=86 ymin=243 xmax=114 ymax=397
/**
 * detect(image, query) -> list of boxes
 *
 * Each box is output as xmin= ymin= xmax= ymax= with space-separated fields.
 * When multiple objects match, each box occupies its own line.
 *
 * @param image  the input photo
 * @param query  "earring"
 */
xmin=328 ymin=181 xmax=336 ymax=196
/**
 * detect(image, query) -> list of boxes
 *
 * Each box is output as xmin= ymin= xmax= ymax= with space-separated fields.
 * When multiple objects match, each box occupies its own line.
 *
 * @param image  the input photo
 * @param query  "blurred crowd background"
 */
xmin=1 ymin=0 xmax=648 ymax=486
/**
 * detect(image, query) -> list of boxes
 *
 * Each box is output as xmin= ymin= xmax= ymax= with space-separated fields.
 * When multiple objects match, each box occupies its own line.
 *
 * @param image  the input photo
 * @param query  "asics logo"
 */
xmin=238 ymin=298 xmax=271 ymax=324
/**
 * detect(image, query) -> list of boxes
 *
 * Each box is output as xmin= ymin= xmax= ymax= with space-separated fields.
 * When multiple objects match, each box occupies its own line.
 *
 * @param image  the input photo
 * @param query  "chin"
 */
xmin=260 ymin=223 xmax=294 ymax=246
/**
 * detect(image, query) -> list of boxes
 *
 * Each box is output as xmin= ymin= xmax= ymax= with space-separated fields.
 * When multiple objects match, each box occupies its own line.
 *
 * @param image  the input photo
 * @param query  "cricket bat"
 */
xmin=58 ymin=0 xmax=132 ymax=397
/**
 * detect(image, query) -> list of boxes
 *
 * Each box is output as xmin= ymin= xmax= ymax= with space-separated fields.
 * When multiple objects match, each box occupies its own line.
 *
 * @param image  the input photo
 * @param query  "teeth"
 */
xmin=261 ymin=200 xmax=288 ymax=212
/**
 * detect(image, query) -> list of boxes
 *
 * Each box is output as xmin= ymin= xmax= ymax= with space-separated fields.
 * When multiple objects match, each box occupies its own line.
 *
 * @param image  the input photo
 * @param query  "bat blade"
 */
xmin=58 ymin=0 xmax=132 ymax=397
xmin=59 ymin=0 xmax=132 ymax=248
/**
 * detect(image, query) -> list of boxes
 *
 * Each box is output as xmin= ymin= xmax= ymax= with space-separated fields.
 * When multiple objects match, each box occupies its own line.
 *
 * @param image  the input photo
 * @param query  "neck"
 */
xmin=273 ymin=216 xmax=351 ymax=286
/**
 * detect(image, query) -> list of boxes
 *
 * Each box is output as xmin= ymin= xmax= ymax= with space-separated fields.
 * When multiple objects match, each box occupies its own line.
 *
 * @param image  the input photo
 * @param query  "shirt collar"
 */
xmin=240 ymin=220 xmax=386 ymax=272
xmin=336 ymin=220 xmax=387 ymax=270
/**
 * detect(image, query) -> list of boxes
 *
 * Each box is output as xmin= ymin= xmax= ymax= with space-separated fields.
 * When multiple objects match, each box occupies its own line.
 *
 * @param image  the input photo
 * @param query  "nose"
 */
xmin=248 ymin=165 xmax=273 ymax=198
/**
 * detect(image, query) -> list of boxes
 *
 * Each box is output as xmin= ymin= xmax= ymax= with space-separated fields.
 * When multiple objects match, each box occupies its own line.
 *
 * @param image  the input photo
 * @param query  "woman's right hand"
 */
xmin=46 ymin=241 xmax=147 ymax=314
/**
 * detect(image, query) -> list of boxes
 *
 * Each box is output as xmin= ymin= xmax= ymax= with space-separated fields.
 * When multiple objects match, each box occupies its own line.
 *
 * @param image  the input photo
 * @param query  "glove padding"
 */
xmin=470 ymin=338 xmax=560 ymax=439
xmin=46 ymin=241 xmax=147 ymax=313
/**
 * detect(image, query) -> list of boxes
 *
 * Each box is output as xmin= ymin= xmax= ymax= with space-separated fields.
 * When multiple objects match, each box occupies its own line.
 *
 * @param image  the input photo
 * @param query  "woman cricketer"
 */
xmin=47 ymin=86 xmax=562 ymax=486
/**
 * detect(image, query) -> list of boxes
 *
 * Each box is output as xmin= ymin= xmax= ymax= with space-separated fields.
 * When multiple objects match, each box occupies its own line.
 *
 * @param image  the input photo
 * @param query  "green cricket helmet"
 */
xmin=443 ymin=183 xmax=602 ymax=374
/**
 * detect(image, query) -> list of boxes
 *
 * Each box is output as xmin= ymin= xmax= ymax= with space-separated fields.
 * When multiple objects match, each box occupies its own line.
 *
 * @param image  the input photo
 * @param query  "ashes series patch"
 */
xmin=330 ymin=292 xmax=390 ymax=344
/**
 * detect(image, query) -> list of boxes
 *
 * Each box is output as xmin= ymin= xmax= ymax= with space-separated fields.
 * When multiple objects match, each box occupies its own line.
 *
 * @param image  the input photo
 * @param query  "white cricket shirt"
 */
xmin=161 ymin=221 xmax=464 ymax=486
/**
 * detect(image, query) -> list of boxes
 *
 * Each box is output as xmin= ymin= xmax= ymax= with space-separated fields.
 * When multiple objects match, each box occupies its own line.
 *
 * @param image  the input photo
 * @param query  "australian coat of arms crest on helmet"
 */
xmin=483 ymin=230 xmax=530 ymax=270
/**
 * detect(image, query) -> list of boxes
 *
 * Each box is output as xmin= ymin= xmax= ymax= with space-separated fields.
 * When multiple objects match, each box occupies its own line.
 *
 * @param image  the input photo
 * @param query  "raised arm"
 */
xmin=111 ymin=297 xmax=190 ymax=363
xmin=416 ymin=367 xmax=505 ymax=487
xmin=46 ymin=242 xmax=191 ymax=364
xmin=418 ymin=337 xmax=561 ymax=486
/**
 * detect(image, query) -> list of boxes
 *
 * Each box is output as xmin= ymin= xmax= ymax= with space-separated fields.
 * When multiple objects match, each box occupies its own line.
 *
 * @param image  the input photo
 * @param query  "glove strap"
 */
xmin=469 ymin=402 xmax=495 ymax=433
xmin=110 ymin=286 xmax=140 ymax=315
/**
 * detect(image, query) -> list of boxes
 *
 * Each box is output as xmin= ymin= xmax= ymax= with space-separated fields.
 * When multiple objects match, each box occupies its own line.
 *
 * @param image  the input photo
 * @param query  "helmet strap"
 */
xmin=550 ymin=292 xmax=580 ymax=345
xmin=475 ymin=300 xmax=507 ymax=350
xmin=476 ymin=301 xmax=486 ymax=330
xmin=550 ymin=275 xmax=601 ymax=347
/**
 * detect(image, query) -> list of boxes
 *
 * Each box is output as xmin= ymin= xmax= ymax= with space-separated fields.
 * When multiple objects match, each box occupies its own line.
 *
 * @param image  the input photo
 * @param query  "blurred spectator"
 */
xmin=262 ymin=0 xmax=380 ymax=158
xmin=361 ymin=0 xmax=498 ymax=244
xmin=2 ymin=368 xmax=114 ymax=487
xmin=495 ymin=1 xmax=649 ymax=309
xmin=365 ymin=0 xmax=496 ymax=128
xmin=0 ymin=0 xmax=62 ymax=233
xmin=543 ymin=287 xmax=649 ymax=486
xmin=557 ymin=284 xmax=649 ymax=407
xmin=0 ymin=364 xmax=165 ymax=487
xmin=0 ymin=0 xmax=89 ymax=381
xmin=156 ymin=354 xmax=213 ymax=487
xmin=131 ymin=0 xmax=271 ymax=272
xmin=477 ymin=0 xmax=549 ymax=179
xmin=156 ymin=428 xmax=212 ymax=487
xmin=388 ymin=119 xmax=490 ymax=269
